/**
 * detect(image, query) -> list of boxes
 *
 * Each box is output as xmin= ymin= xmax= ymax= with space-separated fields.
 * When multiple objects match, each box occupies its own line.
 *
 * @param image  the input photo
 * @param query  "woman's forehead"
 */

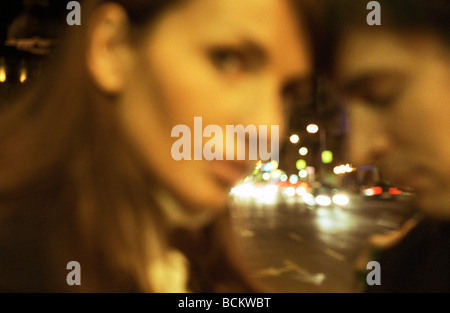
xmin=144 ymin=0 xmax=312 ymax=77
xmin=158 ymin=0 xmax=300 ymax=38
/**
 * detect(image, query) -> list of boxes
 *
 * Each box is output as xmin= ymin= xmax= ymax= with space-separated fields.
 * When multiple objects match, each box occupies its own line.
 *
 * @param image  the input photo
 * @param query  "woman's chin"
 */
xmin=185 ymin=189 xmax=230 ymax=212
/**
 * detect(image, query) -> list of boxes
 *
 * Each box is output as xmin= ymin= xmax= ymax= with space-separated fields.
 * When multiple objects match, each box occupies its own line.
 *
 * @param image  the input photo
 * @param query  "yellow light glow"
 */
xmin=299 ymin=147 xmax=308 ymax=156
xmin=296 ymin=186 xmax=307 ymax=196
xmin=0 ymin=58 xmax=6 ymax=83
xmin=285 ymin=187 xmax=296 ymax=197
xmin=333 ymin=166 xmax=342 ymax=175
xmin=262 ymin=172 xmax=271 ymax=181
xmin=289 ymin=134 xmax=300 ymax=144
xmin=299 ymin=169 xmax=308 ymax=179
xmin=334 ymin=164 xmax=356 ymax=175
xmin=321 ymin=150 xmax=333 ymax=164
xmin=19 ymin=68 xmax=27 ymax=83
xmin=296 ymin=159 xmax=306 ymax=170
xmin=306 ymin=124 xmax=319 ymax=134
xmin=0 ymin=68 xmax=5 ymax=83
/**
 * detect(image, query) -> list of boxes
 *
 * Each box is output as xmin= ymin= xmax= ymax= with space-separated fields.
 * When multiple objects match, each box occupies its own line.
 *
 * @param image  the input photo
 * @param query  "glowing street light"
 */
xmin=289 ymin=174 xmax=299 ymax=184
xmin=0 ymin=68 xmax=5 ymax=83
xmin=289 ymin=134 xmax=300 ymax=144
xmin=299 ymin=147 xmax=308 ymax=156
xmin=334 ymin=164 xmax=356 ymax=175
xmin=19 ymin=60 xmax=27 ymax=84
xmin=0 ymin=58 xmax=6 ymax=83
xmin=262 ymin=172 xmax=271 ymax=181
xmin=321 ymin=150 xmax=333 ymax=164
xmin=296 ymin=159 xmax=306 ymax=170
xmin=299 ymin=169 xmax=308 ymax=179
xmin=306 ymin=124 xmax=319 ymax=134
xmin=19 ymin=67 xmax=27 ymax=83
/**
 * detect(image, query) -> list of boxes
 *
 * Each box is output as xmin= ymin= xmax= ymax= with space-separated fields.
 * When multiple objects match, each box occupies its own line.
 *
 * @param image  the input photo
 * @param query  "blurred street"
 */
xmin=231 ymin=193 xmax=416 ymax=293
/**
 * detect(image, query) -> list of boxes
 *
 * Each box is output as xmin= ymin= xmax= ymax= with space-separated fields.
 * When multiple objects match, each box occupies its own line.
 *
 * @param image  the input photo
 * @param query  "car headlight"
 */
xmin=332 ymin=194 xmax=349 ymax=206
xmin=316 ymin=195 xmax=332 ymax=207
xmin=302 ymin=193 xmax=316 ymax=206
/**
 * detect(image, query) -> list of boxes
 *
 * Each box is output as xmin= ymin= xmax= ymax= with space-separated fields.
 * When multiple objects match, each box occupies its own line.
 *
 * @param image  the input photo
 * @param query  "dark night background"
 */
xmin=0 ymin=0 xmax=68 ymax=48
xmin=0 ymin=1 xmax=23 ymax=44
xmin=0 ymin=1 xmax=71 ymax=110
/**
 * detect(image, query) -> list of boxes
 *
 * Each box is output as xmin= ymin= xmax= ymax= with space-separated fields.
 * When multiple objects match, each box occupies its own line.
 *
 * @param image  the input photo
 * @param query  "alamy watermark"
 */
xmin=171 ymin=117 xmax=279 ymax=163
xmin=66 ymin=261 xmax=81 ymax=286
xmin=366 ymin=261 xmax=381 ymax=286
xmin=66 ymin=1 xmax=382 ymax=26
xmin=66 ymin=1 xmax=381 ymax=27
xmin=67 ymin=1 xmax=81 ymax=26
xmin=367 ymin=1 xmax=381 ymax=26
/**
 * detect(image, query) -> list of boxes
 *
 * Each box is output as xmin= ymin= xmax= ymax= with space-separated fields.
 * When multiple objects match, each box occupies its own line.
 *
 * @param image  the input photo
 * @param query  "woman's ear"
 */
xmin=86 ymin=3 xmax=135 ymax=94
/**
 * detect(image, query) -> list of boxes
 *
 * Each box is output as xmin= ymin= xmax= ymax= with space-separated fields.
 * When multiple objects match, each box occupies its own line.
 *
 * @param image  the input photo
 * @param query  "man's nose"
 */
xmin=348 ymin=105 xmax=390 ymax=168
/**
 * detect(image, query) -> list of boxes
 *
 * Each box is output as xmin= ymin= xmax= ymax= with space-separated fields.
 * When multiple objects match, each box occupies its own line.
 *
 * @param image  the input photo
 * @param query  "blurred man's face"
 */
xmin=335 ymin=30 xmax=450 ymax=219
xmin=116 ymin=0 xmax=312 ymax=211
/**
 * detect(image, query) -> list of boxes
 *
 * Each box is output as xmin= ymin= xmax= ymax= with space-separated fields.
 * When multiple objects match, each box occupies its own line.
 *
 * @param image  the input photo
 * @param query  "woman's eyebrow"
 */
xmin=238 ymin=38 xmax=269 ymax=65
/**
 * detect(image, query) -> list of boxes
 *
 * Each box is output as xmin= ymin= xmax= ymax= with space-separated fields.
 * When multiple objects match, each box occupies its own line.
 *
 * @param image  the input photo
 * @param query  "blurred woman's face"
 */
xmin=334 ymin=30 xmax=450 ymax=219
xmin=115 ymin=0 xmax=312 ymax=210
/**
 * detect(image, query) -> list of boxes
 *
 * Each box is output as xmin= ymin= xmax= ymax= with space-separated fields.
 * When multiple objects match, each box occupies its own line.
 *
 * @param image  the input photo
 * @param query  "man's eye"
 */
xmin=345 ymin=75 xmax=406 ymax=108
xmin=209 ymin=48 xmax=246 ymax=74
xmin=360 ymin=89 xmax=399 ymax=107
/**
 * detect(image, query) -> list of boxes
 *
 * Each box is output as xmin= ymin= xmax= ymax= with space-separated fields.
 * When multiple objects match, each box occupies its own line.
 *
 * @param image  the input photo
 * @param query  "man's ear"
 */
xmin=86 ymin=3 xmax=135 ymax=94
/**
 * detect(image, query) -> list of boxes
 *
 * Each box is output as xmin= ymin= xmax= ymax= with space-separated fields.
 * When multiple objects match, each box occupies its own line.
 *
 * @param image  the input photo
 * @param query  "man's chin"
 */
xmin=417 ymin=194 xmax=450 ymax=221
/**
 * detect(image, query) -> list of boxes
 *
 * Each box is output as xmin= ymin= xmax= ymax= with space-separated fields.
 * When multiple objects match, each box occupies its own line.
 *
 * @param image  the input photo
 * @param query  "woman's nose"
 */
xmin=240 ymin=82 xmax=286 ymax=162
xmin=253 ymin=83 xmax=287 ymax=136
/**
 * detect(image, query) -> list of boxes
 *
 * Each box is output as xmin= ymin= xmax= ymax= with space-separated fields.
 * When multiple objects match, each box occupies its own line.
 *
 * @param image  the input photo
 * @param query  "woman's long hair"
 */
xmin=0 ymin=0 xmax=322 ymax=292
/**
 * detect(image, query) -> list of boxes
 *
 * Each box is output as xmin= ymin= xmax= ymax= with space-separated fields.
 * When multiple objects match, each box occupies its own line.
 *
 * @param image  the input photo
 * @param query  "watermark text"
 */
xmin=171 ymin=117 xmax=279 ymax=163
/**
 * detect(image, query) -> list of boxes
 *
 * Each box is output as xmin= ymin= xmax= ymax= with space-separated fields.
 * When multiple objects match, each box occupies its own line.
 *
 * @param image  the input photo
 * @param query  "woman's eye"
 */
xmin=209 ymin=48 xmax=246 ymax=74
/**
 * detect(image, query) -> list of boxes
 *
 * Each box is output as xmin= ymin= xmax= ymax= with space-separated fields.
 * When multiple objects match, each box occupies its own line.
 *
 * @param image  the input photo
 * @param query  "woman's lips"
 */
xmin=209 ymin=160 xmax=250 ymax=188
